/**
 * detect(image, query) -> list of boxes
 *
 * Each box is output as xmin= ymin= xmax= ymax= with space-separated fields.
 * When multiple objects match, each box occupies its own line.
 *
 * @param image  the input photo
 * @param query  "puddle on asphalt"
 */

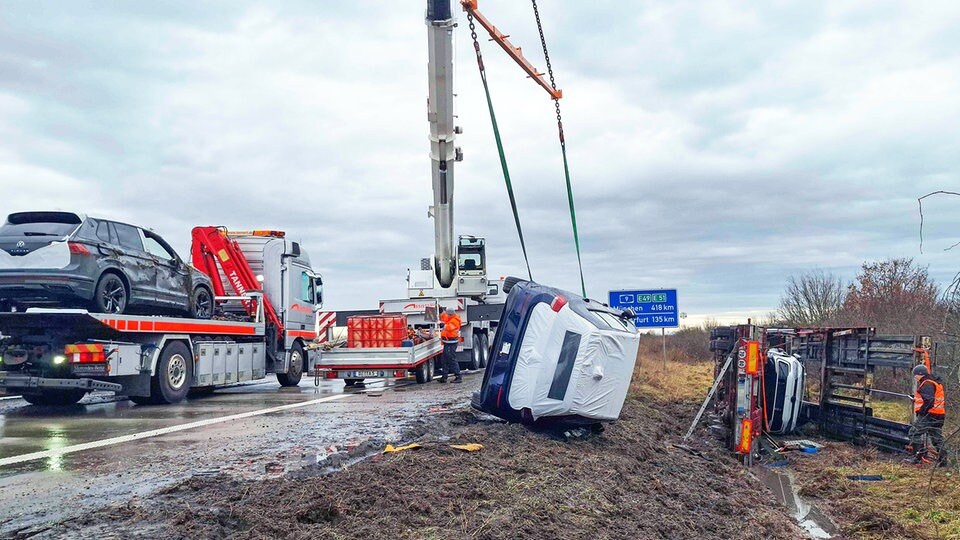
xmin=758 ymin=465 xmax=839 ymax=539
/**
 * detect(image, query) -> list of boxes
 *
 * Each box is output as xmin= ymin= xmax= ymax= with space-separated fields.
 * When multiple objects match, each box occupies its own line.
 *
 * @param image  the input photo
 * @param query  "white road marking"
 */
xmin=0 ymin=393 xmax=351 ymax=468
xmin=0 ymin=396 xmax=21 ymax=401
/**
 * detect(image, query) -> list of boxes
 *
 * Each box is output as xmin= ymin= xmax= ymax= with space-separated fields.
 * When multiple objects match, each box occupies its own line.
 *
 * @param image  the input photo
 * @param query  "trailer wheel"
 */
xmin=479 ymin=333 xmax=490 ymax=368
xmin=427 ymin=358 xmax=435 ymax=380
xmin=22 ymin=390 xmax=86 ymax=406
xmin=468 ymin=335 xmax=482 ymax=370
xmin=415 ymin=361 xmax=430 ymax=384
xmin=277 ymin=343 xmax=304 ymax=387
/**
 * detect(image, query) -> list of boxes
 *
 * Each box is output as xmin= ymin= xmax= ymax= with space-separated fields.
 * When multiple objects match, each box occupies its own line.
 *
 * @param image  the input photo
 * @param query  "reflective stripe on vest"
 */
xmin=915 ymin=379 xmax=946 ymax=415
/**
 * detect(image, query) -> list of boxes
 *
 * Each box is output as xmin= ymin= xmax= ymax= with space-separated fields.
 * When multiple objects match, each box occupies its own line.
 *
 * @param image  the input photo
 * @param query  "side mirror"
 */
xmin=314 ymin=277 xmax=323 ymax=307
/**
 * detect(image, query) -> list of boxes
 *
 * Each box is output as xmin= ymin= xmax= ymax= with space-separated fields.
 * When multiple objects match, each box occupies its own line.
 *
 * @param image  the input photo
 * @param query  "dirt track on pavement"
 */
xmin=49 ymin=378 xmax=803 ymax=540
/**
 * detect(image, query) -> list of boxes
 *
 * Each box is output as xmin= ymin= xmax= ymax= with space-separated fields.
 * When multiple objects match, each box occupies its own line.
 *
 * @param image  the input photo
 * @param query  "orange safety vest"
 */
xmin=915 ymin=378 xmax=946 ymax=416
xmin=439 ymin=312 xmax=461 ymax=341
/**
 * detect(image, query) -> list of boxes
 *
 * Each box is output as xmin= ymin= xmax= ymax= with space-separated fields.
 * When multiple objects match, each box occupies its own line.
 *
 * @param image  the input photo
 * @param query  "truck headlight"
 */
xmin=53 ymin=355 xmax=66 ymax=365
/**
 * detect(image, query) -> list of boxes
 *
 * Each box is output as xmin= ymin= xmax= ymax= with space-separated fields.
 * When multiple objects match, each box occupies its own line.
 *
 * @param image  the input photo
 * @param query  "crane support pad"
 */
xmin=0 ymin=372 xmax=123 ymax=393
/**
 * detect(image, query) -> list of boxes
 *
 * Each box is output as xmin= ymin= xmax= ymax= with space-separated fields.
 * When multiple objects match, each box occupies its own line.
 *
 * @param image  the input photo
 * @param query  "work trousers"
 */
xmin=442 ymin=341 xmax=461 ymax=379
xmin=910 ymin=415 xmax=946 ymax=463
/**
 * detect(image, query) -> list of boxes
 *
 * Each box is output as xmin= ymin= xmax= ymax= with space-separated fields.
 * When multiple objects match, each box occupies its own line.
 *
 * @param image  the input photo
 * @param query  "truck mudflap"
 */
xmin=0 ymin=372 xmax=122 ymax=393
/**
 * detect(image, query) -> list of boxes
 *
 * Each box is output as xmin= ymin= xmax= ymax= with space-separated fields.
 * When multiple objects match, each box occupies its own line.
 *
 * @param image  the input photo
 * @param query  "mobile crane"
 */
xmin=314 ymin=0 xmax=511 ymax=383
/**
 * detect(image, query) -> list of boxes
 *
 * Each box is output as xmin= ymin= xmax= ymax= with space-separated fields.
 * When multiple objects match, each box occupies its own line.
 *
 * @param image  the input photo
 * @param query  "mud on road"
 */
xmin=48 ymin=378 xmax=804 ymax=540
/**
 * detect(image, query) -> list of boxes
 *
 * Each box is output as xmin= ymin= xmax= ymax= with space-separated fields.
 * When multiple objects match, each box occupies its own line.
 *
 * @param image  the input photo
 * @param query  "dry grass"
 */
xmin=870 ymin=399 xmax=914 ymax=424
xmin=629 ymin=350 xmax=715 ymax=403
xmin=793 ymin=441 xmax=960 ymax=539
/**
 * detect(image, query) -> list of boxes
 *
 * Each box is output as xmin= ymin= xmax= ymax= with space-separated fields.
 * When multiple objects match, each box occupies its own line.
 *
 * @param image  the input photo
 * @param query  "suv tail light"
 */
xmin=68 ymin=242 xmax=91 ymax=255
xmin=550 ymin=296 xmax=568 ymax=312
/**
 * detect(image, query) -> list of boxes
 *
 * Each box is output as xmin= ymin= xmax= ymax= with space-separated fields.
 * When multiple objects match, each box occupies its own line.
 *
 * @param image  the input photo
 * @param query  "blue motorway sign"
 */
xmin=608 ymin=289 xmax=679 ymax=328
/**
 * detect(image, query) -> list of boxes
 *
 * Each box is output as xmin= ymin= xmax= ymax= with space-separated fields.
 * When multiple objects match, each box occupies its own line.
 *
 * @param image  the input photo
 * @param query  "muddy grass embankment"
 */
xmin=54 ymin=356 xmax=802 ymax=540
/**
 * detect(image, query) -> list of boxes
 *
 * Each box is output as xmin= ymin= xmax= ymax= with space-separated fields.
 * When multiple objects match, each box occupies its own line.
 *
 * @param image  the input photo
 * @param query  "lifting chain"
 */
xmin=531 ymin=0 xmax=586 ymax=297
xmin=531 ymin=0 xmax=564 ymax=142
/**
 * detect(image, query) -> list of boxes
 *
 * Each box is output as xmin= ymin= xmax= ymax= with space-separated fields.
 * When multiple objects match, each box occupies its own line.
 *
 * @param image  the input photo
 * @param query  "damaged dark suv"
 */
xmin=0 ymin=211 xmax=213 ymax=318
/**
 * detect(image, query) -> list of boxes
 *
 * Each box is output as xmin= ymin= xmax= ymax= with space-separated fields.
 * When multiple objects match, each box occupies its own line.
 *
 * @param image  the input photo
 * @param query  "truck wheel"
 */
xmin=277 ymin=343 xmax=304 ymax=387
xmin=149 ymin=341 xmax=192 ymax=404
xmin=427 ymin=358 xmax=435 ymax=380
xmin=22 ymin=390 xmax=86 ymax=406
xmin=93 ymin=273 xmax=128 ymax=314
xmin=479 ymin=333 xmax=490 ymax=368
xmin=469 ymin=335 xmax=482 ymax=370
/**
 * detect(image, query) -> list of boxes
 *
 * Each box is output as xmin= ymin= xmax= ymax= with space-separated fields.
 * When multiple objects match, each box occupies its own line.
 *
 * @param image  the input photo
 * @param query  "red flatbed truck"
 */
xmin=0 ymin=228 xmax=324 ymax=405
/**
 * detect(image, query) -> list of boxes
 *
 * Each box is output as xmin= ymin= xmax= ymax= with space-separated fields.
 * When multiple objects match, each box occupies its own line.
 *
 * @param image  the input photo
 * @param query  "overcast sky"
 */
xmin=2 ymin=1 xmax=959 ymax=325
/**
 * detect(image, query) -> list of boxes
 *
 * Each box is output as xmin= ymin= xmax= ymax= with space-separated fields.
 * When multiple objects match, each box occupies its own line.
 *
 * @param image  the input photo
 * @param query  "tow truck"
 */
xmin=313 ymin=0 xmax=511 ymax=384
xmin=0 ymin=228 xmax=323 ymax=405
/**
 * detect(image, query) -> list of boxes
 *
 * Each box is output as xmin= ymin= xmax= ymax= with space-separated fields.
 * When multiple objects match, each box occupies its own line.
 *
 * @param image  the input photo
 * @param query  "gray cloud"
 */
xmin=1 ymin=1 xmax=959 ymax=325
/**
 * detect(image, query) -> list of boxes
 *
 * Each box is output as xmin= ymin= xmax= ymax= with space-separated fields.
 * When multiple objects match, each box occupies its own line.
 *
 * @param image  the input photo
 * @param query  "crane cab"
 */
xmin=456 ymin=236 xmax=487 ymax=297
xmin=407 ymin=235 xmax=488 ymax=299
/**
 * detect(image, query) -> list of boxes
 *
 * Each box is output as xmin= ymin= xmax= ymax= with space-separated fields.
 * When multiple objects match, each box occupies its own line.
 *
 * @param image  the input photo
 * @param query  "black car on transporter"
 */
xmin=0 ymin=211 xmax=213 ymax=318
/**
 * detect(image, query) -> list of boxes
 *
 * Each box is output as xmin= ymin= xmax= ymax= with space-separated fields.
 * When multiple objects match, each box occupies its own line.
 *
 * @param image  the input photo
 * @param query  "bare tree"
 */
xmin=777 ymin=270 xmax=847 ymax=327
xmin=840 ymin=258 xmax=943 ymax=334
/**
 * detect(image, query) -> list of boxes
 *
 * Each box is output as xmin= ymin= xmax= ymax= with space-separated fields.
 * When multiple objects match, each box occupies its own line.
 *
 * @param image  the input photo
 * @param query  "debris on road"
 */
xmin=449 ymin=443 xmax=483 ymax=452
xmin=382 ymin=442 xmax=422 ymax=454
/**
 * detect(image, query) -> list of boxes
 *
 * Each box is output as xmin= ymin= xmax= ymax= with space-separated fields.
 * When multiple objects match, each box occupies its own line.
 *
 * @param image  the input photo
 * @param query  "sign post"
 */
xmin=609 ymin=289 xmax=679 ymax=370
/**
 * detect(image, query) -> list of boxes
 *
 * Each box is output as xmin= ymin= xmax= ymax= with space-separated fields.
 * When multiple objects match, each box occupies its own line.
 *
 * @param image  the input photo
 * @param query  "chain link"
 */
xmin=531 ymin=0 xmax=564 ymax=143
xmin=466 ymin=12 xmax=484 ymax=73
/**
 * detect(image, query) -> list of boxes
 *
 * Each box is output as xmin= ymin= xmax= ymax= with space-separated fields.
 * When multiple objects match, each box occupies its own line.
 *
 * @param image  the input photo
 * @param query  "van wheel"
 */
xmin=22 ymin=390 xmax=86 ymax=406
xmin=191 ymin=287 xmax=213 ymax=319
xmin=502 ymin=276 xmax=525 ymax=294
xmin=149 ymin=341 xmax=192 ymax=404
xmin=93 ymin=273 xmax=128 ymax=314
xmin=277 ymin=343 xmax=304 ymax=387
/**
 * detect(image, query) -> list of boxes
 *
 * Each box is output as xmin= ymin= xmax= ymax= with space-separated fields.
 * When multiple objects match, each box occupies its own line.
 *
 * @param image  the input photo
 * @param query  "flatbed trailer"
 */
xmin=313 ymin=337 xmax=443 ymax=385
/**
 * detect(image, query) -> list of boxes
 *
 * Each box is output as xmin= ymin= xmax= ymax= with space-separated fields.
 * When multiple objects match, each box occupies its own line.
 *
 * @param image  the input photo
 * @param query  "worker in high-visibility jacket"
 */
xmin=438 ymin=307 xmax=462 ymax=383
xmin=908 ymin=364 xmax=946 ymax=466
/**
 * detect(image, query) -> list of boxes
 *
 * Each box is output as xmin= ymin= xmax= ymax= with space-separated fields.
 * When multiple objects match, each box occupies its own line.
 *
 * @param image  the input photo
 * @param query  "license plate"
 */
xmin=344 ymin=370 xmax=383 ymax=378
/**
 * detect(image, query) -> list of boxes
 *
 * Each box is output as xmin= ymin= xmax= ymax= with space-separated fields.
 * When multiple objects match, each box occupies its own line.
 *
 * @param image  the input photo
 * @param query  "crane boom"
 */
xmin=426 ymin=0 xmax=460 ymax=288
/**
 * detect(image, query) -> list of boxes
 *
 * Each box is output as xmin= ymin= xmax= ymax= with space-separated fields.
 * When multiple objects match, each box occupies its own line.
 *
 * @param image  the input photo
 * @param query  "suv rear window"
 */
xmin=0 ymin=212 xmax=82 ymax=237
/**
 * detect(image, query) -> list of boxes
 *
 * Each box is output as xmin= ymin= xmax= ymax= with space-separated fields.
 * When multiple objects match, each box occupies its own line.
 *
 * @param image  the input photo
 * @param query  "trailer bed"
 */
xmin=314 ymin=337 xmax=443 ymax=370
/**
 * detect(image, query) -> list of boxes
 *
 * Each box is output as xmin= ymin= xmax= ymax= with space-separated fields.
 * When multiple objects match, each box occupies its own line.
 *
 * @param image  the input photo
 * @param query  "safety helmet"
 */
xmin=913 ymin=364 xmax=929 ymax=377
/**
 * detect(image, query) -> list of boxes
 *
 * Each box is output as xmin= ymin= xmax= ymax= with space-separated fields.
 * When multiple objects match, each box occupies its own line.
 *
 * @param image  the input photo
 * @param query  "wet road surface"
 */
xmin=0 ymin=373 xmax=480 ymax=537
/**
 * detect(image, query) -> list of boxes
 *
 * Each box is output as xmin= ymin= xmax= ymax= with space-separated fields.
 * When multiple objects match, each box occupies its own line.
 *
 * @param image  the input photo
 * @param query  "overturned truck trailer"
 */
xmin=710 ymin=325 xmax=930 ymax=455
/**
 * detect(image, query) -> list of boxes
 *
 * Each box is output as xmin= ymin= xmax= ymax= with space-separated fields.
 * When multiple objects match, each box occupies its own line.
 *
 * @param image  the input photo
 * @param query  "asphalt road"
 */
xmin=0 ymin=372 xmax=480 ymax=537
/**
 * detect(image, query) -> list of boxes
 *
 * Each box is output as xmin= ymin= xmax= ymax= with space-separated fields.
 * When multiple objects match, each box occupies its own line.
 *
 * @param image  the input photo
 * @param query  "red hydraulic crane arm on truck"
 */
xmin=190 ymin=226 xmax=284 ymax=337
